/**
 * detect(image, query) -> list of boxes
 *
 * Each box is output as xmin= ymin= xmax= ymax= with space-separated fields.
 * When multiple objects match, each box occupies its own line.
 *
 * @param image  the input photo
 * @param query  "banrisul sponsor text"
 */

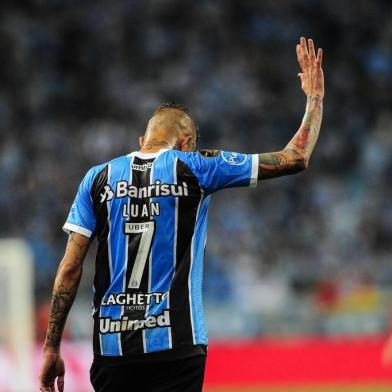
xmin=100 ymin=180 xmax=189 ymax=202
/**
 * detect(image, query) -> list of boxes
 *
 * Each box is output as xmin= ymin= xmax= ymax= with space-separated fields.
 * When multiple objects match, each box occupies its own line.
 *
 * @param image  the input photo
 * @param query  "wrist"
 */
xmin=43 ymin=343 xmax=60 ymax=354
xmin=306 ymin=94 xmax=323 ymax=101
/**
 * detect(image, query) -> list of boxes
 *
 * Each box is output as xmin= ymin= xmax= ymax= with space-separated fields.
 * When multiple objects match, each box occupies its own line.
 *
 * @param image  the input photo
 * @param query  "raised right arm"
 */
xmin=258 ymin=37 xmax=324 ymax=180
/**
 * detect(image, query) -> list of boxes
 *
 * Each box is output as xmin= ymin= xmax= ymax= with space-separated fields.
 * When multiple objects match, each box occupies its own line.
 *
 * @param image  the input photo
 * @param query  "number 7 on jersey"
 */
xmin=124 ymin=221 xmax=155 ymax=289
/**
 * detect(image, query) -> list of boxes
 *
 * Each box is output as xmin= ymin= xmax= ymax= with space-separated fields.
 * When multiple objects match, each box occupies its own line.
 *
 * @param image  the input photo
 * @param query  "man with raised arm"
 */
xmin=39 ymin=37 xmax=324 ymax=392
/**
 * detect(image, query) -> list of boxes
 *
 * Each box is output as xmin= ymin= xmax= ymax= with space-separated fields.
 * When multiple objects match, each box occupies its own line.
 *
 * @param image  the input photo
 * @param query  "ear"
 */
xmin=139 ymin=136 xmax=145 ymax=148
xmin=180 ymin=135 xmax=194 ymax=151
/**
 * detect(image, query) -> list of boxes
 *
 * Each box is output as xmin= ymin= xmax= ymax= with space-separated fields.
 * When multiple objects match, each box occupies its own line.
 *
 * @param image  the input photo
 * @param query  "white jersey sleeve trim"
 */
xmin=63 ymin=222 xmax=93 ymax=238
xmin=249 ymin=154 xmax=259 ymax=187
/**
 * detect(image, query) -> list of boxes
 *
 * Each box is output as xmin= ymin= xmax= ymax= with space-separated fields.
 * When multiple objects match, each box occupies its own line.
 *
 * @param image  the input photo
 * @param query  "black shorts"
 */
xmin=90 ymin=353 xmax=206 ymax=392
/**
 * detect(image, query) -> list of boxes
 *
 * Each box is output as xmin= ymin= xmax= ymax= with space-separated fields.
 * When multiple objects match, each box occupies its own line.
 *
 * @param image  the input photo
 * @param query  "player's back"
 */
xmin=64 ymin=148 xmax=258 ymax=356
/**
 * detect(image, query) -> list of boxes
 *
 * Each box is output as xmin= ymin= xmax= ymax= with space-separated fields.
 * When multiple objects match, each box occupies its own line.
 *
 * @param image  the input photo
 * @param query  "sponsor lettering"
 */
xmin=99 ymin=310 xmax=170 ymax=334
xmin=101 ymin=292 xmax=167 ymax=306
xmin=131 ymin=162 xmax=153 ymax=171
xmin=100 ymin=180 xmax=188 ymax=203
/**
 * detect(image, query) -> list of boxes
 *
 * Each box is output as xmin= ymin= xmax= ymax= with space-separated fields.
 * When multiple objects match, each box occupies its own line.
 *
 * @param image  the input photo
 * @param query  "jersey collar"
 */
xmin=127 ymin=149 xmax=169 ymax=159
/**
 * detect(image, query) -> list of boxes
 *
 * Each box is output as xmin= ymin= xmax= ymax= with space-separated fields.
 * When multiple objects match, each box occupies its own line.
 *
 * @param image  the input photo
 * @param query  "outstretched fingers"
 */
xmin=316 ymin=47 xmax=323 ymax=68
xmin=315 ymin=48 xmax=323 ymax=82
xmin=296 ymin=44 xmax=305 ymax=72
xmin=57 ymin=375 xmax=64 ymax=392
xmin=296 ymin=37 xmax=310 ymax=76
xmin=300 ymin=37 xmax=310 ymax=71
xmin=308 ymin=39 xmax=316 ymax=62
xmin=300 ymin=37 xmax=308 ymax=56
xmin=40 ymin=384 xmax=54 ymax=392
xmin=308 ymin=39 xmax=316 ymax=76
xmin=296 ymin=36 xmax=324 ymax=97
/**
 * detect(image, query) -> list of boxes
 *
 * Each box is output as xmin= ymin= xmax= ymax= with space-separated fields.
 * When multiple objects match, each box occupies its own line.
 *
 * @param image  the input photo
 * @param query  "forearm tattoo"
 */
xmin=258 ymin=95 xmax=323 ymax=179
xmin=45 ymin=282 xmax=78 ymax=348
xmin=45 ymin=233 xmax=88 ymax=349
xmin=290 ymin=95 xmax=323 ymax=156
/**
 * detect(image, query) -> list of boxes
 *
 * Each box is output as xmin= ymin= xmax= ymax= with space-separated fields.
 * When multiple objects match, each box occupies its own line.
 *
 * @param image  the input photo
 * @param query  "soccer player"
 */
xmin=39 ymin=37 xmax=324 ymax=392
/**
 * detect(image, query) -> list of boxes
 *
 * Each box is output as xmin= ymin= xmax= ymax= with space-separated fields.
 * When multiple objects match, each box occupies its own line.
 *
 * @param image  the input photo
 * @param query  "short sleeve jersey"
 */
xmin=64 ymin=149 xmax=258 ymax=357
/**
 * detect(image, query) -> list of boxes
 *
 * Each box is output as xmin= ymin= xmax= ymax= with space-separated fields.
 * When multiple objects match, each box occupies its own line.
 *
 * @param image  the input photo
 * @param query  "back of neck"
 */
xmin=140 ymin=140 xmax=171 ymax=153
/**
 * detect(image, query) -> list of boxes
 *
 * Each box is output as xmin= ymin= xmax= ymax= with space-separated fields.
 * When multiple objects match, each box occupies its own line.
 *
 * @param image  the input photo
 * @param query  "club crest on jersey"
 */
xmin=99 ymin=180 xmax=189 ymax=202
xmin=221 ymin=151 xmax=248 ymax=166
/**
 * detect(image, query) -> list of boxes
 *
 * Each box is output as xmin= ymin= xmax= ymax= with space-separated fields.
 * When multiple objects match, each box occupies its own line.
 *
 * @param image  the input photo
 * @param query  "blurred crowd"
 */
xmin=1 ymin=0 xmax=392 ymax=340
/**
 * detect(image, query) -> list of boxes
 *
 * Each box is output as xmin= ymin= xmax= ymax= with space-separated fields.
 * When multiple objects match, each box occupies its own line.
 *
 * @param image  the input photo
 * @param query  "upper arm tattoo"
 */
xmin=65 ymin=232 xmax=91 ymax=264
xmin=258 ymin=149 xmax=306 ymax=179
xmin=197 ymin=149 xmax=221 ymax=158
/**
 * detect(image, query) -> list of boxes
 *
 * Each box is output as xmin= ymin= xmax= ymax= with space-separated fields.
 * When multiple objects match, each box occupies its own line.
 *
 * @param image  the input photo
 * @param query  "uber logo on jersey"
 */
xmin=221 ymin=151 xmax=248 ymax=166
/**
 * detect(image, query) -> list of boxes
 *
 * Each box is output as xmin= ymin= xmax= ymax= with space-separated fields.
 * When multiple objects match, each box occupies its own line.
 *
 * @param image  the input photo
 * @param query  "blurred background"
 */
xmin=1 ymin=0 xmax=392 ymax=391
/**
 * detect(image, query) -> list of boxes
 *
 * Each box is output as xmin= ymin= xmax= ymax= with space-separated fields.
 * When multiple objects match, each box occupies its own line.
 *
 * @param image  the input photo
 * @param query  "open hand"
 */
xmin=296 ymin=37 xmax=324 ymax=98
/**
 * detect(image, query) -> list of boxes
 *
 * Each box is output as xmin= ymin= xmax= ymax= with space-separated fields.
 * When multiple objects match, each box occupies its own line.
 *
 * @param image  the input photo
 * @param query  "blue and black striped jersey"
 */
xmin=63 ymin=149 xmax=258 ymax=356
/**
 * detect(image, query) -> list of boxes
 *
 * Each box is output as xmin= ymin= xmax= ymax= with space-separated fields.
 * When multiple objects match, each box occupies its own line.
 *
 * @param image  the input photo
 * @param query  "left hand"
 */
xmin=39 ymin=350 xmax=65 ymax=392
xmin=296 ymin=37 xmax=324 ymax=99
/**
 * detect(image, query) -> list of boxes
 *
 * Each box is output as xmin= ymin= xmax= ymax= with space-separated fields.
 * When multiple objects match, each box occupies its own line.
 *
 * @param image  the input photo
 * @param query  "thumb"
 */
xmin=298 ymin=73 xmax=305 ymax=89
xmin=57 ymin=375 xmax=64 ymax=392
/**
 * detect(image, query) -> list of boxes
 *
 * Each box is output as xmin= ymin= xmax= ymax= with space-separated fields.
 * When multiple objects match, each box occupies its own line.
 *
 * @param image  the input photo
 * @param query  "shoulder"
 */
xmin=108 ymin=154 xmax=131 ymax=166
xmin=196 ymin=149 xmax=221 ymax=158
xmin=161 ymin=150 xmax=226 ymax=178
xmin=167 ymin=149 xmax=221 ymax=163
xmin=85 ymin=155 xmax=129 ymax=182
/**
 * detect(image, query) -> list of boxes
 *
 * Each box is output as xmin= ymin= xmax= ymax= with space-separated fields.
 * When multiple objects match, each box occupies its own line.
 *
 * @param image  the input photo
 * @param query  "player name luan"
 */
xmin=122 ymin=202 xmax=160 ymax=218
xmin=99 ymin=310 xmax=170 ymax=334
xmin=100 ymin=180 xmax=189 ymax=202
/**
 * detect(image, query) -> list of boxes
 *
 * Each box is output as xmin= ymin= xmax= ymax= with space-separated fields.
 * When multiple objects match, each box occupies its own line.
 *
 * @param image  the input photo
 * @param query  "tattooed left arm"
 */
xmin=39 ymin=232 xmax=90 ymax=391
